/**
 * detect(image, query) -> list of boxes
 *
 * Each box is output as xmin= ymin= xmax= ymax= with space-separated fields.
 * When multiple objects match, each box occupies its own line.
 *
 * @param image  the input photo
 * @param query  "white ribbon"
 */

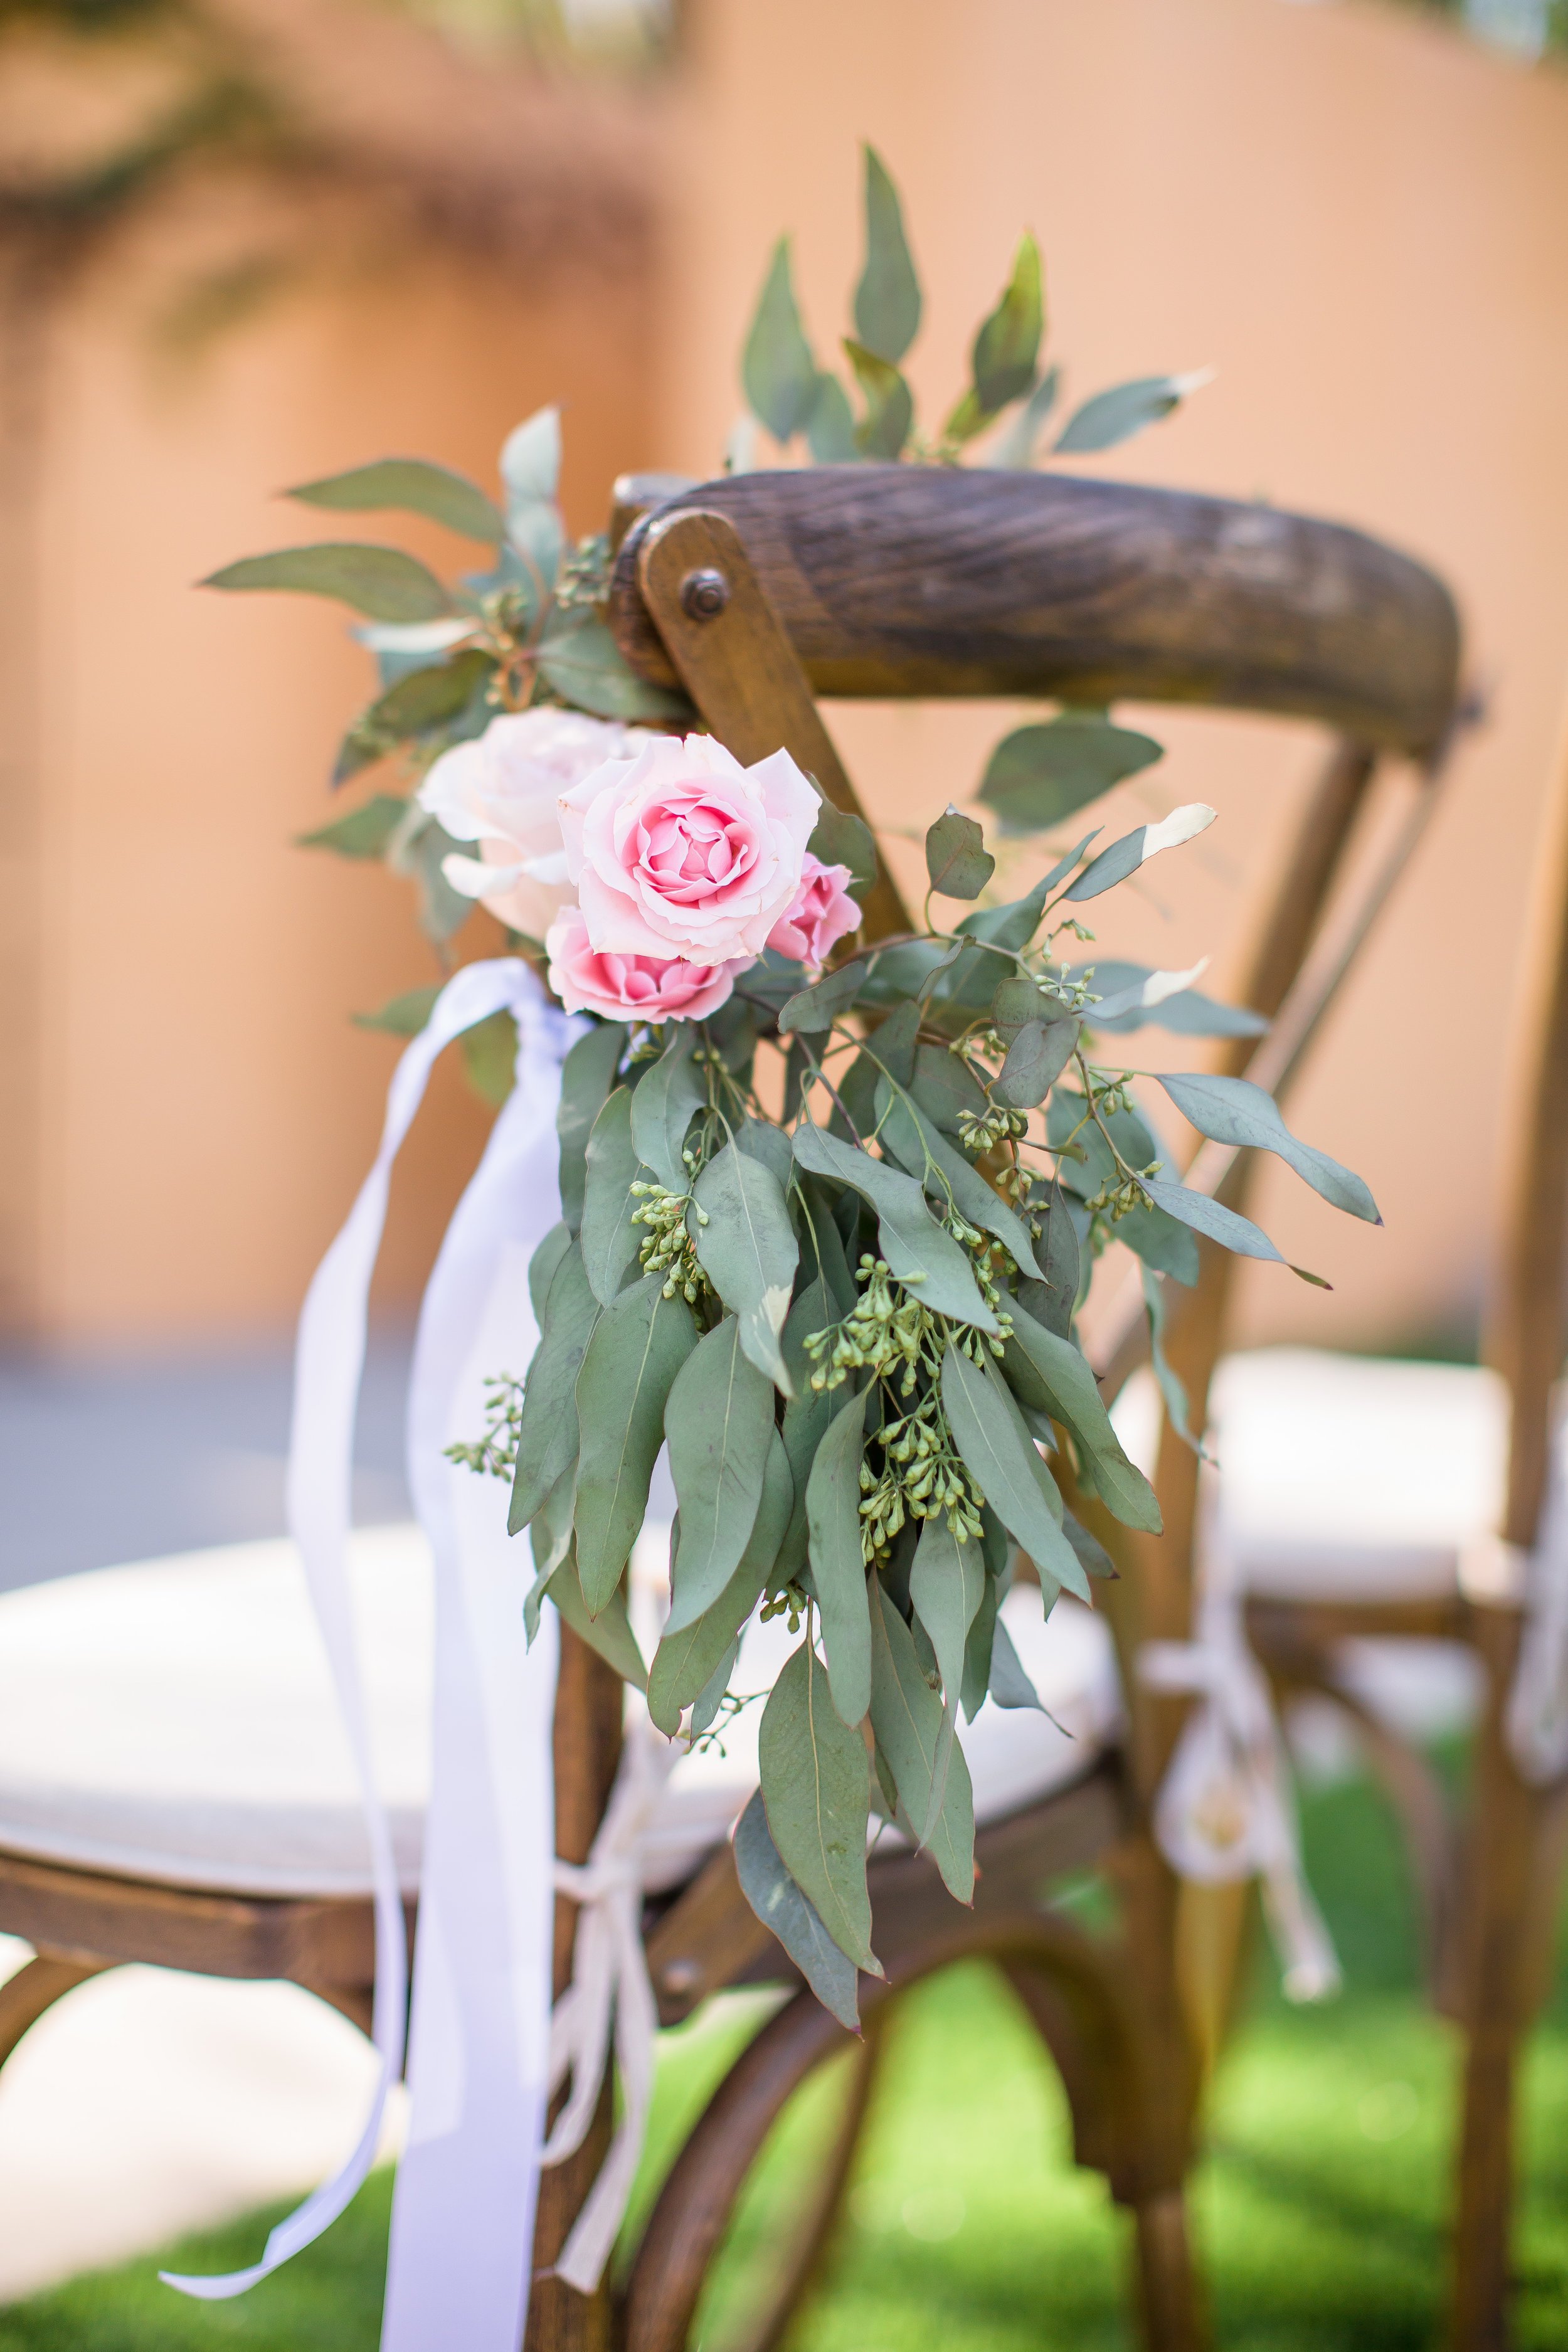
xmin=1140 ymin=1508 xmax=1340 ymax=2003
xmin=1502 ymin=1410 xmax=1568 ymax=1783
xmin=165 ymin=956 xmax=588 ymax=2351
xmin=541 ymin=1708 xmax=681 ymax=2295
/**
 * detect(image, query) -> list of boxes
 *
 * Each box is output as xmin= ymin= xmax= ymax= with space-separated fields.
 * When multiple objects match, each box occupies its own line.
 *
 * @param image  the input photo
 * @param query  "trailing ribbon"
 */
xmin=1501 ymin=1412 xmax=1568 ymax=1783
xmin=1140 ymin=1511 xmax=1340 ymax=2003
xmin=166 ymin=957 xmax=586 ymax=2352
xmin=541 ymin=1708 xmax=682 ymax=2296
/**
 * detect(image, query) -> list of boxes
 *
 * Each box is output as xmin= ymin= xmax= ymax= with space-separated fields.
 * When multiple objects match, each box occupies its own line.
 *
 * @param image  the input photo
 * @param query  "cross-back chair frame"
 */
xmin=0 ymin=462 xmax=1459 ymax=2352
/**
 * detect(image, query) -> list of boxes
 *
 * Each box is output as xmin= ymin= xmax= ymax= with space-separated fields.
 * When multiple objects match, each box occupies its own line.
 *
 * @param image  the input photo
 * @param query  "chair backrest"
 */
xmin=610 ymin=466 xmax=1458 ymax=753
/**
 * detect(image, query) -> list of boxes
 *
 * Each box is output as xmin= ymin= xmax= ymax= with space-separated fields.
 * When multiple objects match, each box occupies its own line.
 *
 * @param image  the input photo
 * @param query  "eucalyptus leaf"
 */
xmin=807 ymin=1385 xmax=873 ymax=1728
xmin=536 ymin=612 xmax=690 ymax=723
xmin=924 ymin=807 xmax=995 ymax=901
xmin=778 ymin=958 xmax=871 ymax=1035
xmin=352 ymin=983 xmax=440 ymax=1037
xmin=736 ymin=1117 xmax=794 ymax=1190
xmin=1005 ymin=1302 xmax=1161 ymax=1533
xmin=977 ymin=711 xmax=1163 ymax=836
xmin=960 ymin=1572 xmax=1000 ymax=1722
xmin=580 ymin=1087 xmax=647 ymax=1306
xmin=1055 ymin=371 xmax=1202 ymax=456
xmin=299 ymin=795 xmax=409 ymax=859
xmin=992 ymin=975 xmax=1075 ymax=1044
xmin=549 ymin=1547 xmax=646 ymax=1690
xmin=843 ymin=339 xmax=914 ymax=460
xmin=509 ymin=1242 xmax=599 ymax=1532
xmin=792 ymin=1124 xmax=1000 ymax=1333
xmin=854 ymin=144 xmax=921 ymax=364
xmin=649 ymin=1429 xmax=792 ymax=1732
xmin=988 ymin=1616 xmax=1047 ymax=1712
xmin=994 ymin=1017 xmax=1079 ymax=1109
xmin=286 ymin=457 xmax=503 ymax=543
xmin=460 ymin=1010 xmax=518 ymax=1110
xmin=1155 ymin=1073 xmax=1380 ymax=1224
xmin=1033 ymin=1180 xmax=1081 ymax=1333
xmin=874 ymin=1084 xmax=1037 ymax=1273
xmin=1069 ymin=960 xmax=1265 ymax=1039
xmin=203 ymin=543 xmax=452 ymax=623
xmin=359 ymin=647 xmax=495 ymax=743
xmin=869 ymin=1581 xmax=975 ymax=1899
xmin=1063 ymin=805 xmax=1216 ymax=903
xmin=1114 ymin=1199 xmax=1202 ymax=1286
xmin=1063 ymin=1509 xmax=1117 ymax=1583
xmin=664 ymin=1319 xmax=775 ymax=1634
xmin=909 ymin=1044 xmax=989 ymax=1135
xmin=632 ymin=1030 xmax=706 ymax=1193
xmin=759 ymin=1643 xmax=879 ymax=1973
xmin=1142 ymin=1263 xmax=1207 ymax=1458
xmin=573 ymin=1276 xmax=697 ymax=1613
xmin=527 ymin=1222 xmax=572 ymax=1327
xmin=690 ymin=1640 xmax=739 ymax=1738
xmin=1142 ymin=1176 xmax=1293 ymax=1267
xmin=940 ymin=1342 xmax=1089 ymax=1602
xmin=733 ymin=1789 xmax=859 ymax=2029
xmin=990 ymin=365 xmax=1061 ymax=468
xmin=691 ymin=1143 xmax=799 ymax=1394
xmin=743 ymin=239 xmax=821 ymax=442
xmin=805 ymin=374 xmax=858 ymax=463
xmin=946 ymin=233 xmax=1043 ymax=441
xmin=499 ymin=407 xmax=563 ymax=582
xmin=557 ymin=1023 xmax=626 ymax=1235
xmin=909 ymin=1511 xmax=986 ymax=1710
xmin=808 ymin=801 xmax=878 ymax=898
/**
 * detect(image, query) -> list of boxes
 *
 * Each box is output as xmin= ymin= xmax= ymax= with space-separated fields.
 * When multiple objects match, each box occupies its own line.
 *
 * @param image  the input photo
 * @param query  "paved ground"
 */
xmin=0 ymin=1332 xmax=414 ymax=1589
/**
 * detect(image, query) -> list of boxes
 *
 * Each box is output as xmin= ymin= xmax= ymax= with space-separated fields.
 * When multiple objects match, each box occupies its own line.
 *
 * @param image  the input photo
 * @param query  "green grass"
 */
xmin=4 ymin=1764 xmax=1567 ymax=2350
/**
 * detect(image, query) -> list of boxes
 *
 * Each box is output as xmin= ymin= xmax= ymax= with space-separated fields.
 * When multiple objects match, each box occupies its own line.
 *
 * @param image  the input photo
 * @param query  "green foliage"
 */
xmin=924 ymin=807 xmax=995 ymax=901
xmin=664 ymin=1318 xmax=775 ymax=1632
xmin=299 ymin=796 xmax=409 ymax=859
xmin=758 ymin=1642 xmax=878 ymax=1974
xmin=977 ymin=712 xmax=1164 ymax=835
xmin=742 ymin=239 xmax=822 ymax=443
xmin=853 ymin=144 xmax=921 ymax=364
xmin=203 ymin=543 xmax=453 ymax=622
xmin=572 ymin=1275 xmax=696 ymax=1612
xmin=1055 ymin=371 xmax=1200 ymax=455
xmin=285 ymin=457 xmax=504 ymax=544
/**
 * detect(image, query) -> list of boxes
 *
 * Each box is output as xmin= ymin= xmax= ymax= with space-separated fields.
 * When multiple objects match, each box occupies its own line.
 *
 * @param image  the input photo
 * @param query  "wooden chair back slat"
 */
xmin=610 ymin=467 xmax=1460 ymax=755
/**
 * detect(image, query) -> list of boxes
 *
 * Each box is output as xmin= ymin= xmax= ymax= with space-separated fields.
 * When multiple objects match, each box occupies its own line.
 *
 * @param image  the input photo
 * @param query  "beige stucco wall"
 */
xmin=15 ymin=0 xmax=1568 ymax=1356
xmin=11 ymin=231 xmax=656 ymax=1345
xmin=655 ymin=0 xmax=1568 ymax=1352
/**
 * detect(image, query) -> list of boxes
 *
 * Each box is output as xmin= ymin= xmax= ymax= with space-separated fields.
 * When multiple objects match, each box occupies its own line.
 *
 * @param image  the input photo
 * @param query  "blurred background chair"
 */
xmin=1168 ymin=699 xmax=1568 ymax=2350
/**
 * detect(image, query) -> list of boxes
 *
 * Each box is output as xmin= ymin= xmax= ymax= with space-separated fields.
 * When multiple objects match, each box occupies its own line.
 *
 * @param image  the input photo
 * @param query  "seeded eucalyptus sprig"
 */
xmin=454 ymin=785 xmax=1379 ymax=2026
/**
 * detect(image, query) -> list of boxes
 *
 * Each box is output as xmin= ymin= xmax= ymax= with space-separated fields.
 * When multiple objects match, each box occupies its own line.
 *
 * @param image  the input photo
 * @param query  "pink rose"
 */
xmin=418 ymin=707 xmax=652 ymax=941
xmin=766 ymin=854 xmax=860 ymax=968
xmin=559 ymin=733 xmax=820 ymax=963
xmin=545 ymin=906 xmax=750 ymax=1025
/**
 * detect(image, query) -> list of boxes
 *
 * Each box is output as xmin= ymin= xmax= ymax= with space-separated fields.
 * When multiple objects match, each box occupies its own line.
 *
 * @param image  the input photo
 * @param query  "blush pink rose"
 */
xmin=418 ymin=707 xmax=652 ymax=941
xmin=558 ymin=732 xmax=820 ymax=963
xmin=545 ymin=906 xmax=750 ymax=1025
xmin=765 ymin=854 xmax=860 ymax=968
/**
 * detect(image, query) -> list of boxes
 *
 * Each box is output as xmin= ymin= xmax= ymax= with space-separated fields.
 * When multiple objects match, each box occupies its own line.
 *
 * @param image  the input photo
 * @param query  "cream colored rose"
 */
xmin=418 ymin=707 xmax=652 ymax=941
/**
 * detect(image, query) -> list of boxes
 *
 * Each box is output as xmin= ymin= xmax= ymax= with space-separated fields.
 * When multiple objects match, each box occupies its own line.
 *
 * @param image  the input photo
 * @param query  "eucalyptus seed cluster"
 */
xmin=630 ymin=1170 xmax=710 ymax=1305
xmin=957 ymin=1103 xmax=1030 ymax=1155
xmin=444 ymin=1372 xmax=523 ymax=1480
xmin=759 ymin=1580 xmax=808 ymax=1633
xmin=804 ymin=1257 xmax=932 ymax=1396
xmin=859 ymin=1396 xmax=987 ymax=1559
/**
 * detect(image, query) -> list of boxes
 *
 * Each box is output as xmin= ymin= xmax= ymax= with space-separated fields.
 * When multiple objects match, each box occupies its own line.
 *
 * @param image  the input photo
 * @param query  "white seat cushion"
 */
xmin=1207 ymin=1350 xmax=1507 ymax=1602
xmin=0 ymin=1531 xmax=1119 ymax=1903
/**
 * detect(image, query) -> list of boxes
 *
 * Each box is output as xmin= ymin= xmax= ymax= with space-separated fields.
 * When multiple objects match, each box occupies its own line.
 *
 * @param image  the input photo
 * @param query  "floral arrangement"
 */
xmin=209 ymin=154 xmax=1377 ymax=2023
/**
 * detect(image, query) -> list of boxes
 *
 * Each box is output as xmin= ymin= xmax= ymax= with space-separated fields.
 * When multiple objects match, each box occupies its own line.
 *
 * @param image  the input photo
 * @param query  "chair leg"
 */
xmin=0 ymin=1952 xmax=110 ymax=2072
xmin=1131 ymin=2187 xmax=1205 ymax=2352
xmin=1446 ymin=1609 xmax=1560 ymax=2352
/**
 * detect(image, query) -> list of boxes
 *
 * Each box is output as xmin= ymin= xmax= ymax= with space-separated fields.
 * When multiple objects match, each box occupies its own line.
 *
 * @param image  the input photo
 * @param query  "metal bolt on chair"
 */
xmin=0 ymin=462 xmax=1460 ymax=2352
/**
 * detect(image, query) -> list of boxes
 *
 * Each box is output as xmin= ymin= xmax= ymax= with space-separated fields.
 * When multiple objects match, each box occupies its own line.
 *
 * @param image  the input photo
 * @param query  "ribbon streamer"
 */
xmin=541 ymin=1710 xmax=682 ymax=2295
xmin=166 ymin=958 xmax=586 ymax=2352
xmin=1140 ymin=1491 xmax=1340 ymax=2003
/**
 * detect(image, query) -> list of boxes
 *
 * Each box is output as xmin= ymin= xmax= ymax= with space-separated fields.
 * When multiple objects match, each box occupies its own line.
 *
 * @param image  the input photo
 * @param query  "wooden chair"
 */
xmin=1180 ymin=706 xmax=1568 ymax=2351
xmin=0 ymin=463 xmax=1459 ymax=2352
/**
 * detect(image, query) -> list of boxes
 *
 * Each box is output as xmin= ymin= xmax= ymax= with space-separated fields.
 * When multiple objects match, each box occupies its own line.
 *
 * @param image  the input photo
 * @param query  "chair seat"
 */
xmin=1113 ymin=1350 xmax=1508 ymax=1603
xmin=0 ymin=1531 xmax=1119 ymax=1903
